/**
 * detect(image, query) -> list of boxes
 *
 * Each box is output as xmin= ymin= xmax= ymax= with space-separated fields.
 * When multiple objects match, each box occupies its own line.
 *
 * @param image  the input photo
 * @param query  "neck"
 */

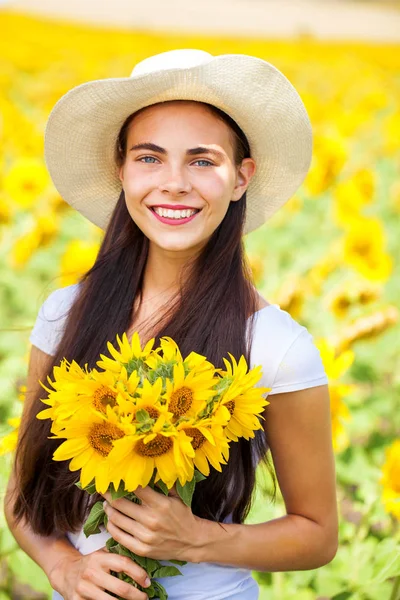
xmin=140 ymin=242 xmax=198 ymax=304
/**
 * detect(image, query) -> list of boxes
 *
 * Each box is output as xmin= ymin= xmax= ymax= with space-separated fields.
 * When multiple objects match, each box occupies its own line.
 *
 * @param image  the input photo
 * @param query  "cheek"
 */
xmin=199 ymin=171 xmax=234 ymax=209
xmin=122 ymin=166 xmax=152 ymax=199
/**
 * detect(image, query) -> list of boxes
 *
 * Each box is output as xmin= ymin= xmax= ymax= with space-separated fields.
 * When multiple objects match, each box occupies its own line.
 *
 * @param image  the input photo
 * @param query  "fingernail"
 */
xmin=145 ymin=576 xmax=151 ymax=587
xmin=103 ymin=500 xmax=107 ymax=510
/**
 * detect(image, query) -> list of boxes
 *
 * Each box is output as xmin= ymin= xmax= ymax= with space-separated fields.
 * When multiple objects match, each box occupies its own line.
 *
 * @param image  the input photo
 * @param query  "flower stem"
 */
xmin=390 ymin=576 xmax=400 ymax=600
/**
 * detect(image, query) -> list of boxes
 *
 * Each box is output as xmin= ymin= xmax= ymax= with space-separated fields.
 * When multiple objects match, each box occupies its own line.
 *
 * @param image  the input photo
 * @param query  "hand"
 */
xmin=50 ymin=547 xmax=151 ymax=600
xmin=103 ymin=485 xmax=203 ymax=562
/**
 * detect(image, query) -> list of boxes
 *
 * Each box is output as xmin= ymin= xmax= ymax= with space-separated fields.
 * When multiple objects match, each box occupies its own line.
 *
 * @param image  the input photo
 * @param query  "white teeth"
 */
xmin=153 ymin=207 xmax=199 ymax=219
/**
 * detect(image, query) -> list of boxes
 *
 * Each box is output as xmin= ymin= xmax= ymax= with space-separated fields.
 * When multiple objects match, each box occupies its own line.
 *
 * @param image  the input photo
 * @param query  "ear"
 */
xmin=231 ymin=158 xmax=257 ymax=202
xmin=118 ymin=166 xmax=124 ymax=184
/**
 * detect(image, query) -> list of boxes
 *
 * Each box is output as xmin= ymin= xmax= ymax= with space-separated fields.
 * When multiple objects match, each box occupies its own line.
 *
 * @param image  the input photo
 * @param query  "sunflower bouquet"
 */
xmin=37 ymin=332 xmax=271 ymax=600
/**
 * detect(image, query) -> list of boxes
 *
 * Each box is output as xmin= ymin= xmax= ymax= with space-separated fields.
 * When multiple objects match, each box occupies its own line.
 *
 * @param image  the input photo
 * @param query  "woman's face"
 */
xmin=119 ymin=101 xmax=256 ymax=254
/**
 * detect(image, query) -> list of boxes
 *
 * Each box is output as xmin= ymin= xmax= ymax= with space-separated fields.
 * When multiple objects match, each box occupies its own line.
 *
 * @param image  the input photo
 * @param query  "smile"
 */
xmin=149 ymin=206 xmax=201 ymax=225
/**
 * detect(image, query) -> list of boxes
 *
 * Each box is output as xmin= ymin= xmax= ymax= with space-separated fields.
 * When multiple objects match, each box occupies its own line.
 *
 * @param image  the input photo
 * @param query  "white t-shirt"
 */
xmin=29 ymin=283 xmax=328 ymax=600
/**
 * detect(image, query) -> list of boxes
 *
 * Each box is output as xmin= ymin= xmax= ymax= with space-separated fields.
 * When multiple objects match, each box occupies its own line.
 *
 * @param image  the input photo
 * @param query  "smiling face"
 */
xmin=118 ymin=101 xmax=256 ymax=254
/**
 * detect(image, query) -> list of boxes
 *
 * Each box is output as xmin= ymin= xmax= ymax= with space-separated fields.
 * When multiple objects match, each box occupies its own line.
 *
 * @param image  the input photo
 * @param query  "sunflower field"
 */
xmin=0 ymin=10 xmax=399 ymax=600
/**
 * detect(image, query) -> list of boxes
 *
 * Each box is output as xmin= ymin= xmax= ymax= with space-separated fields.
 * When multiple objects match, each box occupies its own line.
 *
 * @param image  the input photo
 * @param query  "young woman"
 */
xmin=5 ymin=50 xmax=338 ymax=600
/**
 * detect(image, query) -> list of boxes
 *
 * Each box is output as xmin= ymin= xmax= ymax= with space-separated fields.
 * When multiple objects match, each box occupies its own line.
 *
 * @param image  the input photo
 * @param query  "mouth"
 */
xmin=148 ymin=206 xmax=202 ymax=226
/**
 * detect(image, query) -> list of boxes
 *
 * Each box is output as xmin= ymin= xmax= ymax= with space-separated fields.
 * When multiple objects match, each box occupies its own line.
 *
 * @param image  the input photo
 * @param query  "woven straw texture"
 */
xmin=44 ymin=52 xmax=313 ymax=235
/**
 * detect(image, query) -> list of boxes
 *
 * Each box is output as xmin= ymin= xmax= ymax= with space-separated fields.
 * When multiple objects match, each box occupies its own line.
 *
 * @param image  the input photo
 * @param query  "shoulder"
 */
xmin=29 ymin=283 xmax=82 ymax=356
xmin=37 ymin=283 xmax=82 ymax=320
xmin=249 ymin=305 xmax=328 ymax=395
xmin=255 ymin=294 xmax=271 ymax=310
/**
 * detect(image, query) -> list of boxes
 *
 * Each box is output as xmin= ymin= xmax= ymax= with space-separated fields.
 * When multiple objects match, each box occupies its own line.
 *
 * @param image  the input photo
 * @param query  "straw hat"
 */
xmin=44 ymin=49 xmax=313 ymax=235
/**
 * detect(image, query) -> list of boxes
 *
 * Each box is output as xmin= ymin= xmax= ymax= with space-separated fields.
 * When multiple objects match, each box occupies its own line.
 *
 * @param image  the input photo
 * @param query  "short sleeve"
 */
xmin=268 ymin=328 xmax=328 ymax=395
xmin=29 ymin=284 xmax=80 ymax=356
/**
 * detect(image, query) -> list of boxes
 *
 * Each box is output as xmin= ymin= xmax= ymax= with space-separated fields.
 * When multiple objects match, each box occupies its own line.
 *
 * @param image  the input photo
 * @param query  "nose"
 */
xmin=158 ymin=164 xmax=192 ymax=196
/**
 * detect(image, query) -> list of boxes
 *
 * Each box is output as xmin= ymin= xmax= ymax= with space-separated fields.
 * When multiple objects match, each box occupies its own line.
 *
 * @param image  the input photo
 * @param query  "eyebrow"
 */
xmin=128 ymin=142 xmax=225 ymax=160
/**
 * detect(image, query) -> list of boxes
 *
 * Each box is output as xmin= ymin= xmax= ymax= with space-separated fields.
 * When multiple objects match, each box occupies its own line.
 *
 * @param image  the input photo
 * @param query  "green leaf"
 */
xmin=169 ymin=559 xmax=187 ymax=566
xmin=75 ymin=479 xmax=97 ymax=494
xmin=128 ymin=552 xmax=148 ymax=569
xmin=153 ymin=565 xmax=183 ymax=578
xmin=367 ymin=550 xmax=400 ymax=584
xmin=152 ymin=580 xmax=168 ymax=600
xmin=331 ymin=593 xmax=354 ymax=600
xmin=110 ymin=480 xmax=128 ymax=500
xmin=83 ymin=501 xmax=105 ymax=536
xmin=155 ymin=480 xmax=169 ymax=495
xmin=136 ymin=408 xmax=150 ymax=422
xmin=145 ymin=557 xmax=161 ymax=575
xmin=176 ymin=478 xmax=196 ymax=508
xmin=106 ymin=537 xmax=118 ymax=552
xmin=194 ymin=470 xmax=206 ymax=483
xmin=115 ymin=544 xmax=133 ymax=558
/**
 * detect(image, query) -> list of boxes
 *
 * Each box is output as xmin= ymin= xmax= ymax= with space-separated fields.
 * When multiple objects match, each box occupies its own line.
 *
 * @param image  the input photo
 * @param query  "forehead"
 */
xmin=126 ymin=101 xmax=234 ymax=148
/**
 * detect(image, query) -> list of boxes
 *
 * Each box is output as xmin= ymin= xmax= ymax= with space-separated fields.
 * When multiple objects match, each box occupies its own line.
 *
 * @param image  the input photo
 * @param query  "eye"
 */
xmin=193 ymin=159 xmax=213 ymax=167
xmin=138 ymin=156 xmax=159 ymax=163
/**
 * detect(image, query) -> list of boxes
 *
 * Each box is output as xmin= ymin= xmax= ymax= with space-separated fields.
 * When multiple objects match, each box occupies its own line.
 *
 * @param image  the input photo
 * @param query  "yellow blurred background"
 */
xmin=0 ymin=2 xmax=399 ymax=599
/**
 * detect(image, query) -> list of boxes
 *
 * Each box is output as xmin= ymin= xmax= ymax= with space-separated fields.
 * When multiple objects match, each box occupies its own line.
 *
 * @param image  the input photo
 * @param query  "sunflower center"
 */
xmin=184 ymin=427 xmax=206 ymax=450
xmin=88 ymin=422 xmax=124 ymax=457
xmin=169 ymin=386 xmax=193 ymax=417
xmin=136 ymin=434 xmax=173 ymax=457
xmin=137 ymin=406 xmax=160 ymax=420
xmin=225 ymin=400 xmax=235 ymax=415
xmin=92 ymin=385 xmax=117 ymax=414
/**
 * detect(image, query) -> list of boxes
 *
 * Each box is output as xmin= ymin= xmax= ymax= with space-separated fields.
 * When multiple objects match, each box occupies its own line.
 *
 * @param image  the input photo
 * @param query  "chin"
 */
xmin=152 ymin=234 xmax=205 ymax=253
xmin=157 ymin=242 xmax=199 ymax=252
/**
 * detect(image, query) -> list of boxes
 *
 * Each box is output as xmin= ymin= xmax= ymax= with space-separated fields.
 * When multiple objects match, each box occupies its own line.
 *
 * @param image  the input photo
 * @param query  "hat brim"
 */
xmin=44 ymin=54 xmax=312 ymax=235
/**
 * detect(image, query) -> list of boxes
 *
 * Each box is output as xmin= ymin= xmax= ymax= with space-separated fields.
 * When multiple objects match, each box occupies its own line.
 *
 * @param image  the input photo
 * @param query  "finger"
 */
xmin=106 ymin=520 xmax=150 ymax=558
xmin=83 ymin=569 xmax=149 ymax=600
xmin=105 ymin=503 xmax=150 ymax=539
xmin=168 ymin=484 xmax=179 ymax=498
xmin=102 ymin=491 xmax=112 ymax=503
xmin=77 ymin=579 xmax=119 ymax=600
xmin=134 ymin=485 xmax=163 ymax=507
xmin=98 ymin=551 xmax=150 ymax=588
xmin=106 ymin=497 xmax=144 ymax=520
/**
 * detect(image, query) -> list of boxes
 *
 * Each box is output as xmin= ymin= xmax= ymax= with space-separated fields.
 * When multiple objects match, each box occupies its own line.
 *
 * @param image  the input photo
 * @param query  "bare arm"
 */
xmin=4 ymin=471 xmax=82 ymax=592
xmin=191 ymin=384 xmax=339 ymax=571
xmin=3 ymin=345 xmax=82 ymax=591
xmin=4 ymin=345 xmax=150 ymax=599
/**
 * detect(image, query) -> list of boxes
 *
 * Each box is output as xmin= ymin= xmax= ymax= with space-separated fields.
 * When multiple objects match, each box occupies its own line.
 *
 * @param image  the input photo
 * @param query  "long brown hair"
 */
xmin=13 ymin=101 xmax=276 ymax=536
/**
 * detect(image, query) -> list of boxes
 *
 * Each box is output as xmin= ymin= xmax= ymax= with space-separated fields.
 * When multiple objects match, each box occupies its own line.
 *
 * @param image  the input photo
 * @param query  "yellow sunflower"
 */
xmin=97 ymin=331 xmax=156 ymax=373
xmin=37 ymin=366 xmax=125 ymax=424
xmin=144 ymin=335 xmax=182 ymax=370
xmin=52 ymin=405 xmax=128 ymax=493
xmin=111 ymin=365 xmax=141 ymax=415
xmin=163 ymin=361 xmax=219 ymax=421
xmin=184 ymin=350 xmax=216 ymax=375
xmin=380 ymin=440 xmax=400 ymax=520
xmin=133 ymin=377 xmax=174 ymax=425
xmin=151 ymin=337 xmax=216 ymax=374
xmin=0 ymin=417 xmax=21 ymax=456
xmin=36 ymin=358 xmax=91 ymax=422
xmin=218 ymin=353 xmax=270 ymax=441
xmin=159 ymin=336 xmax=183 ymax=362
xmin=221 ymin=353 xmax=267 ymax=395
xmin=39 ymin=358 xmax=89 ymax=398
xmin=107 ymin=421 xmax=194 ymax=491
xmin=177 ymin=417 xmax=230 ymax=479
xmin=222 ymin=389 xmax=270 ymax=442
